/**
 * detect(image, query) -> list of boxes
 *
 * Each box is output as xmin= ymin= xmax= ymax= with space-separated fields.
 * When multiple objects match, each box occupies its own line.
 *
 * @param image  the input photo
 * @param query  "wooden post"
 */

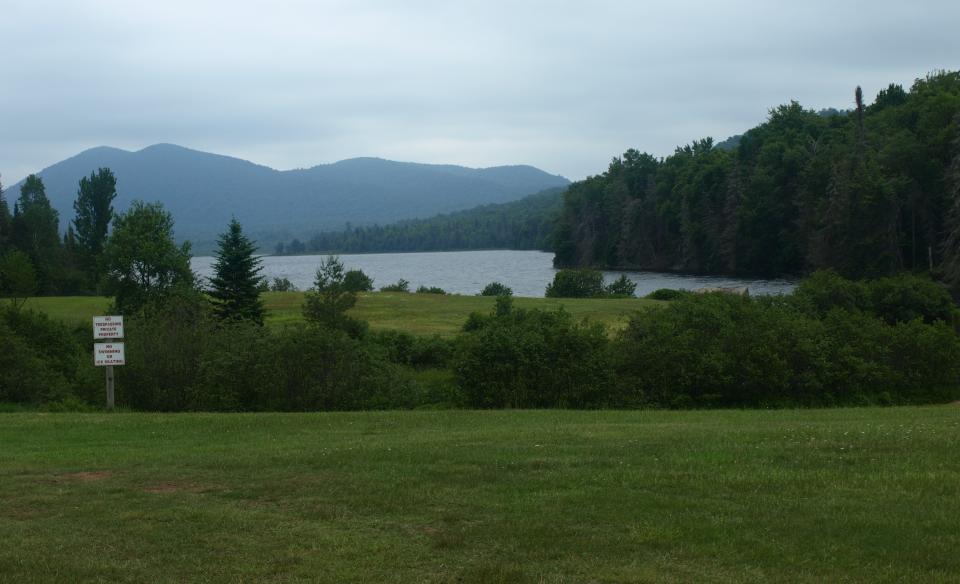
xmin=106 ymin=365 xmax=115 ymax=410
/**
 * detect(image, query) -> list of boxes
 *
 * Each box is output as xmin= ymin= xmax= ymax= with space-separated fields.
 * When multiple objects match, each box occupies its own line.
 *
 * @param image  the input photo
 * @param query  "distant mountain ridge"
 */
xmin=10 ymin=144 xmax=569 ymax=252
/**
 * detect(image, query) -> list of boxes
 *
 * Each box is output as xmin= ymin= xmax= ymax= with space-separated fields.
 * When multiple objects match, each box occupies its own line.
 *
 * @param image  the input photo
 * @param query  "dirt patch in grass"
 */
xmin=58 ymin=471 xmax=114 ymax=482
xmin=143 ymin=481 xmax=215 ymax=494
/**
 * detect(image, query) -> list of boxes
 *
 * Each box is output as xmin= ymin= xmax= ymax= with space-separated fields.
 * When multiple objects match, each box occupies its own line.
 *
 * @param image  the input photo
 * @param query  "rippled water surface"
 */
xmin=192 ymin=250 xmax=796 ymax=298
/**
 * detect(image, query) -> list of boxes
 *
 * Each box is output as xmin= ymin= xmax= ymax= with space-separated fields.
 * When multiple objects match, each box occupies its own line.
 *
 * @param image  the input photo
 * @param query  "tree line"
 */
xmin=552 ymin=71 xmax=960 ymax=286
xmin=275 ymin=187 xmax=562 ymax=255
xmin=0 ymin=170 xmax=119 ymax=297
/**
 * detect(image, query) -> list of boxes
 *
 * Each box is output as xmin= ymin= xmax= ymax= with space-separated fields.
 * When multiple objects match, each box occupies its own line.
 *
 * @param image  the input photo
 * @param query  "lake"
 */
xmin=191 ymin=250 xmax=796 ymax=298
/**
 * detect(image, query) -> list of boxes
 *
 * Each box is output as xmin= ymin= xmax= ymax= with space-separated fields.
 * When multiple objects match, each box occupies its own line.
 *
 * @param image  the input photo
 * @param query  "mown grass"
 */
xmin=1 ymin=407 xmax=958 ymax=583
xmin=23 ymin=292 xmax=659 ymax=337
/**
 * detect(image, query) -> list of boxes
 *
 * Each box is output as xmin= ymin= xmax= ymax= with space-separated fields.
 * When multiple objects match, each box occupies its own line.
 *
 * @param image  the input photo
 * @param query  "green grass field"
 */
xmin=23 ymin=292 xmax=660 ymax=336
xmin=1 ymin=407 xmax=958 ymax=583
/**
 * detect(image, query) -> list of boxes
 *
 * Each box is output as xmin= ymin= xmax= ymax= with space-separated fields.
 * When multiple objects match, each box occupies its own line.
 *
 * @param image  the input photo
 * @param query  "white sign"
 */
xmin=94 ymin=342 xmax=125 ymax=366
xmin=93 ymin=315 xmax=124 ymax=339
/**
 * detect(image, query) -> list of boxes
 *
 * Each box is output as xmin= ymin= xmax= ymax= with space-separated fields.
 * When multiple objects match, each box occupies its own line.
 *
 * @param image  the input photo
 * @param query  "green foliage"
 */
xmin=369 ymin=330 xmax=455 ymax=369
xmin=545 ymin=269 xmax=605 ymax=298
xmin=209 ymin=219 xmax=265 ymax=324
xmin=72 ymin=168 xmax=116 ymax=287
xmin=793 ymin=270 xmax=958 ymax=325
xmin=342 ymin=269 xmax=374 ymax=292
xmin=11 ymin=175 xmax=62 ymax=294
xmin=604 ymin=274 xmax=637 ymax=297
xmin=0 ymin=178 xmax=11 ymax=255
xmin=0 ymin=250 xmax=37 ymax=309
xmin=645 ymin=288 xmax=690 ymax=301
xmin=380 ymin=278 xmax=410 ymax=293
xmin=302 ymin=256 xmax=366 ymax=337
xmin=416 ymin=285 xmax=446 ymax=294
xmin=480 ymin=281 xmax=513 ymax=296
xmin=277 ymin=187 xmax=564 ymax=254
xmin=554 ymin=70 xmax=960 ymax=281
xmin=615 ymin=291 xmax=960 ymax=408
xmin=103 ymin=201 xmax=194 ymax=315
xmin=120 ymin=300 xmax=413 ymax=411
xmin=120 ymin=289 xmax=211 ymax=411
xmin=269 ymin=277 xmax=297 ymax=292
xmin=0 ymin=306 xmax=96 ymax=405
xmin=453 ymin=302 xmax=613 ymax=408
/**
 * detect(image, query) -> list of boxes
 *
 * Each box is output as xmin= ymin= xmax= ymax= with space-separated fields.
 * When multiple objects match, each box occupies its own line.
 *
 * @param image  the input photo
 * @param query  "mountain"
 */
xmin=277 ymin=187 xmax=565 ymax=255
xmin=11 ymin=144 xmax=569 ymax=252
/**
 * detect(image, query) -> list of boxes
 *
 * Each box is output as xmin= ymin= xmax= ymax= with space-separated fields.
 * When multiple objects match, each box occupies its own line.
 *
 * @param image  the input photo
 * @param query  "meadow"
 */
xmin=1 ymin=407 xmax=958 ymax=583
xmin=23 ymin=291 xmax=659 ymax=336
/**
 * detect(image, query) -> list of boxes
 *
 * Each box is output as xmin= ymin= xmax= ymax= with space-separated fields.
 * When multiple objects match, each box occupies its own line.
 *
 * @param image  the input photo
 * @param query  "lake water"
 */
xmin=191 ymin=250 xmax=796 ymax=298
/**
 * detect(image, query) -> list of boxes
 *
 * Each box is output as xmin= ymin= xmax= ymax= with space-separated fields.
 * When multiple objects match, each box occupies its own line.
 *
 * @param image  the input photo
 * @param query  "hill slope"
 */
xmin=277 ymin=187 xmax=565 ymax=254
xmin=12 ymin=144 xmax=569 ymax=251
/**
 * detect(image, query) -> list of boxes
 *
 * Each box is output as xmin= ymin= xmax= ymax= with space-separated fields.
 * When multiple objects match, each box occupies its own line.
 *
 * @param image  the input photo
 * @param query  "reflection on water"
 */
xmin=191 ymin=250 xmax=796 ymax=298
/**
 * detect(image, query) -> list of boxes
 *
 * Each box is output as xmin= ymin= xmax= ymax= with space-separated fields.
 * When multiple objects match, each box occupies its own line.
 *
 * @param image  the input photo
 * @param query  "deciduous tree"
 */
xmin=103 ymin=201 xmax=194 ymax=314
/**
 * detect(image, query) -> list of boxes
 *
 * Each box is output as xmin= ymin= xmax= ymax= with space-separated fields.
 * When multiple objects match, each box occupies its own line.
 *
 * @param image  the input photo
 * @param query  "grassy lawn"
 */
xmin=1 ymin=407 xmax=958 ymax=582
xmin=23 ymin=292 xmax=659 ymax=337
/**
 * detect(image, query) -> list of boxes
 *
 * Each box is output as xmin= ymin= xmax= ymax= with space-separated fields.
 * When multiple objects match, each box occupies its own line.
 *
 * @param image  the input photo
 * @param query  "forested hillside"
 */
xmin=276 ymin=187 xmax=563 ymax=254
xmin=553 ymin=71 xmax=960 ymax=281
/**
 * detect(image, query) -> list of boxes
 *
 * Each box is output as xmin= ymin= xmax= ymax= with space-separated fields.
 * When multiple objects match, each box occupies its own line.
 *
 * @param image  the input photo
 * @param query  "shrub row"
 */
xmin=2 ymin=271 xmax=957 ymax=411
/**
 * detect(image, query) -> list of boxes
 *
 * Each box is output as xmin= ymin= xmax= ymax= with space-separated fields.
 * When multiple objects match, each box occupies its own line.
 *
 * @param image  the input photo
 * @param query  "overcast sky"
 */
xmin=2 ymin=0 xmax=958 ymax=184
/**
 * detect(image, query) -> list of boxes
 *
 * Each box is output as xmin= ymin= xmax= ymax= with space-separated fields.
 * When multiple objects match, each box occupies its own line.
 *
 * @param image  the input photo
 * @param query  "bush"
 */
xmin=119 ymin=292 xmax=211 ymax=411
xmin=615 ymin=292 xmax=960 ymax=408
xmin=270 ymin=277 xmax=298 ymax=292
xmin=452 ymin=301 xmax=613 ymax=408
xmin=480 ymin=282 xmax=513 ymax=297
xmin=416 ymin=285 xmax=446 ymax=294
xmin=645 ymin=288 xmax=690 ymax=301
xmin=792 ymin=270 xmax=958 ymax=325
xmin=194 ymin=321 xmax=270 ymax=410
xmin=303 ymin=256 xmax=367 ymax=338
xmin=0 ymin=307 xmax=99 ymax=407
xmin=545 ymin=269 xmax=605 ymax=298
xmin=343 ymin=269 xmax=374 ymax=292
xmin=604 ymin=274 xmax=637 ymax=297
xmin=380 ymin=279 xmax=410 ymax=293
xmin=369 ymin=330 xmax=455 ymax=369
xmin=867 ymin=274 xmax=958 ymax=325
xmin=254 ymin=326 xmax=415 ymax=410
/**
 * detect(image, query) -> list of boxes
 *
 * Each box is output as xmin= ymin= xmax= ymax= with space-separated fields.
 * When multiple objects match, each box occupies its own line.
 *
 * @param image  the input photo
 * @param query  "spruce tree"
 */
xmin=209 ymin=218 xmax=265 ymax=324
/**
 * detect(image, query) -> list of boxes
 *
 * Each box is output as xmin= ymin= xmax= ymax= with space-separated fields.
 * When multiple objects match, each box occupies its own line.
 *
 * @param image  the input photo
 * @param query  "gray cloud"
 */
xmin=3 ymin=0 xmax=959 ymax=184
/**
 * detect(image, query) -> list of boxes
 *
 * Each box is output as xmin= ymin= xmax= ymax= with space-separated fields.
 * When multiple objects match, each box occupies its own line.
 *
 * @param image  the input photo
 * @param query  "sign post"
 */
xmin=93 ymin=316 xmax=125 ymax=410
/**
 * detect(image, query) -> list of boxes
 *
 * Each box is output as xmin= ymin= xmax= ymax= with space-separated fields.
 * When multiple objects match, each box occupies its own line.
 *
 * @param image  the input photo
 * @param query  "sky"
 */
xmin=2 ymin=0 xmax=959 ymax=184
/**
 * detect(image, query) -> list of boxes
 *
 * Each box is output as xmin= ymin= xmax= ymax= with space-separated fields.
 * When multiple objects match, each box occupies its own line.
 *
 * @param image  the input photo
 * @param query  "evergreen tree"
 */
xmin=0 ymin=175 xmax=11 ymax=255
xmin=11 ymin=175 xmax=62 ymax=294
xmin=72 ymin=168 xmax=117 ymax=286
xmin=941 ymin=120 xmax=960 ymax=288
xmin=209 ymin=218 xmax=265 ymax=324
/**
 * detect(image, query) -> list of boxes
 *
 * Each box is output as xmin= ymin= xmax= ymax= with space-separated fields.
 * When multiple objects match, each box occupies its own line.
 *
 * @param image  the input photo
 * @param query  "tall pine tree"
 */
xmin=73 ymin=167 xmax=117 ymax=288
xmin=209 ymin=218 xmax=265 ymax=324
